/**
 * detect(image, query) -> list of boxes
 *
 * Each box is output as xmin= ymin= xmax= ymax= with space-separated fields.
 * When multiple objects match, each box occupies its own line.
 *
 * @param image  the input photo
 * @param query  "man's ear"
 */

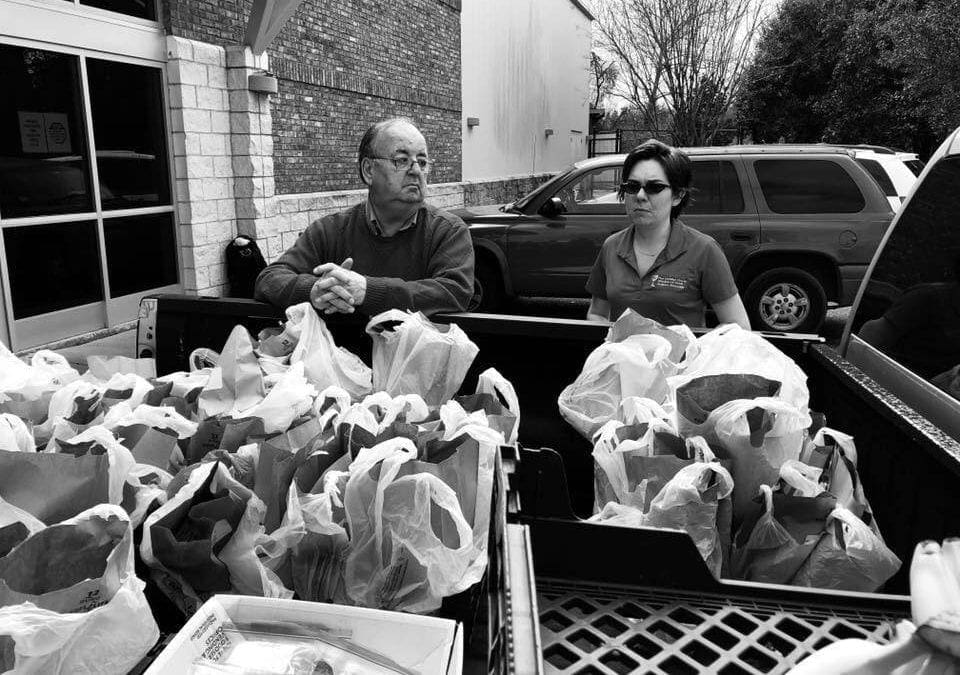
xmin=360 ymin=157 xmax=374 ymax=186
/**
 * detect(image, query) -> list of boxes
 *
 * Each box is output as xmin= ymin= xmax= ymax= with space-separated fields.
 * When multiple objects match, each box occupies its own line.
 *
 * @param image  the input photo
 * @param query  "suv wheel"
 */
xmin=476 ymin=260 xmax=504 ymax=312
xmin=744 ymin=267 xmax=827 ymax=333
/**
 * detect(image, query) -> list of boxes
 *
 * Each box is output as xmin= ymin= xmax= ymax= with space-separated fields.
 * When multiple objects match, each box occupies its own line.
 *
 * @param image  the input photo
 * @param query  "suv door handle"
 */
xmin=730 ymin=232 xmax=754 ymax=241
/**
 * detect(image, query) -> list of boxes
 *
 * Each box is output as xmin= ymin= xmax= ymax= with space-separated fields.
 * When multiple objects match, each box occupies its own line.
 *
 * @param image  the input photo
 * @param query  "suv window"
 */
xmin=755 ymin=159 xmax=866 ymax=214
xmin=852 ymin=156 xmax=960 ymax=386
xmin=687 ymin=160 xmax=744 ymax=214
xmin=856 ymin=158 xmax=896 ymax=197
xmin=555 ymin=167 xmax=622 ymax=214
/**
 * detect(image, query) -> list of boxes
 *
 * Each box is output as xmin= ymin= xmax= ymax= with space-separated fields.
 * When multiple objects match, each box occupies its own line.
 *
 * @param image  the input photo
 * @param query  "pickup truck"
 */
xmin=139 ymin=127 xmax=960 ymax=673
xmin=454 ymin=145 xmax=894 ymax=334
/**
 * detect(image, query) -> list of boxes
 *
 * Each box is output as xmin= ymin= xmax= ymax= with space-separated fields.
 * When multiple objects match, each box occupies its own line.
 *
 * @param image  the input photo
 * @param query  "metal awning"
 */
xmin=244 ymin=0 xmax=306 ymax=56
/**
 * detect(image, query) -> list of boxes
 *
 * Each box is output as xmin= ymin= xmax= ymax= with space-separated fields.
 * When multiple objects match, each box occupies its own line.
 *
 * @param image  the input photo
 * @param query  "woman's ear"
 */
xmin=672 ymin=189 xmax=686 ymax=207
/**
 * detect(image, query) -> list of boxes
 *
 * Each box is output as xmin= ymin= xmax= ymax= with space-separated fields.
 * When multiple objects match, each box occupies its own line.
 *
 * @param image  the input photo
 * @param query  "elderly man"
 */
xmin=254 ymin=117 xmax=475 ymax=316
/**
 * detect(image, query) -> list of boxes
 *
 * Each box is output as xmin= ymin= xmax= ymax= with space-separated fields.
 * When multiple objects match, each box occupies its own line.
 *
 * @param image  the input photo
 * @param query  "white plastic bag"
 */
xmin=587 ymin=501 xmax=647 ymax=528
xmin=0 ymin=413 xmax=33 ymax=453
xmin=0 ymin=504 xmax=159 ymax=675
xmin=104 ymin=402 xmax=198 ymax=439
xmin=287 ymin=303 xmax=372 ymax=401
xmin=91 ymin=372 xmax=154 ymax=409
xmin=669 ymin=324 xmax=810 ymax=416
xmin=0 ymin=346 xmax=79 ymax=425
xmin=0 ymin=576 xmax=158 ymax=675
xmin=618 ymin=397 xmax=675 ymax=429
xmin=559 ymin=333 xmax=676 ymax=439
xmin=643 ymin=458 xmax=734 ymax=577
xmin=0 ymin=495 xmax=45 ymax=539
xmin=291 ymin=472 xmax=351 ymax=604
xmin=343 ymin=438 xmax=477 ymax=613
xmin=476 ymin=367 xmax=521 ymax=445
xmin=711 ymin=397 xmax=811 ymax=521
xmin=156 ymin=368 xmax=212 ymax=397
xmin=141 ymin=462 xmax=292 ymax=603
xmin=242 ymin=362 xmax=316 ymax=434
xmin=86 ymin=354 xmax=157 ymax=380
xmin=731 ymin=485 xmax=810 ymax=584
xmin=792 ymin=506 xmax=901 ymax=592
xmin=198 ymin=325 xmax=266 ymax=419
xmin=45 ymin=426 xmax=136 ymax=506
xmin=606 ymin=308 xmax=699 ymax=364
xmin=366 ymin=310 xmax=479 ymax=408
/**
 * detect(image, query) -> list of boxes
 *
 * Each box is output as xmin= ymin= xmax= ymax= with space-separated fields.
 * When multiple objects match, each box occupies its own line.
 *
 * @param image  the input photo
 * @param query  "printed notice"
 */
xmin=19 ymin=111 xmax=46 ymax=153
xmin=18 ymin=111 xmax=72 ymax=153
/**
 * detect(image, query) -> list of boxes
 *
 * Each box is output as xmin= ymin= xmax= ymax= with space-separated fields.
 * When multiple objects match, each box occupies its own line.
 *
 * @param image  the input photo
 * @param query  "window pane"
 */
xmin=4 ymin=221 xmax=103 ymax=318
xmin=80 ymin=0 xmax=156 ymax=20
xmin=87 ymin=59 xmax=170 ymax=210
xmin=755 ymin=159 xmax=865 ymax=214
xmin=856 ymin=158 xmax=896 ymax=197
xmin=853 ymin=157 xmax=960 ymax=382
xmin=687 ymin=160 xmax=745 ymax=214
xmin=560 ymin=167 xmax=622 ymax=213
xmin=0 ymin=45 xmax=93 ymax=219
xmin=905 ymin=159 xmax=925 ymax=177
xmin=104 ymin=212 xmax=177 ymax=297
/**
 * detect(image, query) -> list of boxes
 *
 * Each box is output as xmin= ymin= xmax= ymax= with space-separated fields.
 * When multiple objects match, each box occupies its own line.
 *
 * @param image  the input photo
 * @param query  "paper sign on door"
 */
xmin=19 ymin=111 xmax=72 ymax=154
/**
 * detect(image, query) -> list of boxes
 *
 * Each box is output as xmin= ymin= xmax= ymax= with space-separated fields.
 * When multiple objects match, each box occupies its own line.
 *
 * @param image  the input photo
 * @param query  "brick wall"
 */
xmin=161 ymin=0 xmax=463 ymax=195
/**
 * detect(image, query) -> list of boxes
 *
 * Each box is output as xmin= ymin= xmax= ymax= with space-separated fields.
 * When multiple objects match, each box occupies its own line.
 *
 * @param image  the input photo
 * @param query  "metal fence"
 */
xmin=587 ymin=128 xmax=745 ymax=156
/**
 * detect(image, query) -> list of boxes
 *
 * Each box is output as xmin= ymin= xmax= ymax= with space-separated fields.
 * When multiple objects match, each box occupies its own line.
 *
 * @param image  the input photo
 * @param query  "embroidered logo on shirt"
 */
xmin=650 ymin=273 xmax=690 ymax=290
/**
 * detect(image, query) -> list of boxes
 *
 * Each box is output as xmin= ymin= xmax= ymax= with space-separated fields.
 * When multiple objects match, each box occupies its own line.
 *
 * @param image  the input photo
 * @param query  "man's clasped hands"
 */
xmin=310 ymin=257 xmax=366 ymax=314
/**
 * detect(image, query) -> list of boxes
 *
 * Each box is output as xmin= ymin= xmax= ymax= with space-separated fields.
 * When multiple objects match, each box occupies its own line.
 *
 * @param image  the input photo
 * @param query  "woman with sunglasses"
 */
xmin=585 ymin=140 xmax=750 ymax=329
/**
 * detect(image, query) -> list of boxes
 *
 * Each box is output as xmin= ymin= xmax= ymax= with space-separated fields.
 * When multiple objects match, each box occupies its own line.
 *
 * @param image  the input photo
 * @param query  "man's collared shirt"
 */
xmin=366 ymin=199 xmax=420 ymax=237
xmin=586 ymin=220 xmax=738 ymax=326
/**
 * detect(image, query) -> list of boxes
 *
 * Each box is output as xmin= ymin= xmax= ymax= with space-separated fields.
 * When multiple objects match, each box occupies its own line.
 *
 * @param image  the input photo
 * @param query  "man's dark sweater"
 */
xmin=254 ymin=202 xmax=475 ymax=316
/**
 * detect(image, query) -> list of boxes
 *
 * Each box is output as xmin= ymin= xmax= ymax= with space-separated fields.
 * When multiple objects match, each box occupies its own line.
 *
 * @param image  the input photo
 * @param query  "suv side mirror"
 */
xmin=540 ymin=197 xmax=567 ymax=219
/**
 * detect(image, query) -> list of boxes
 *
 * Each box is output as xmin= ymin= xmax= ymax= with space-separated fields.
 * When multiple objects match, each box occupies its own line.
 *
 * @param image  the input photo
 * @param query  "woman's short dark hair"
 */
xmin=618 ymin=139 xmax=692 ymax=220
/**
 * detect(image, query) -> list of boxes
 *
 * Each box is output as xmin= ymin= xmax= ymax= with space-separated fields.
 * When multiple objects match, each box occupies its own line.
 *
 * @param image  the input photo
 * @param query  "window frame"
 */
xmin=0 ymin=30 xmax=179 ymax=349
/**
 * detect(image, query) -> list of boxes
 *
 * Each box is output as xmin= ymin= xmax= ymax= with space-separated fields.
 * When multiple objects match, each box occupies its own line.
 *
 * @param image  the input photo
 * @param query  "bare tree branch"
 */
xmin=595 ymin=0 xmax=769 ymax=145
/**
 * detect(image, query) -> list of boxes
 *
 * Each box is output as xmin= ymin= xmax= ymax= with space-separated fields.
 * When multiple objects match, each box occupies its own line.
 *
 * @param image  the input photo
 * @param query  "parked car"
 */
xmin=850 ymin=148 xmax=920 ymax=211
xmin=896 ymin=151 xmax=926 ymax=176
xmin=456 ymin=145 xmax=894 ymax=333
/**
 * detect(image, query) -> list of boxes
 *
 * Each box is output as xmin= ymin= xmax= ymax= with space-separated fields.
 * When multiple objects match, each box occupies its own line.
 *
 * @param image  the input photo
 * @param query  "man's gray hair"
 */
xmin=357 ymin=116 xmax=419 ymax=184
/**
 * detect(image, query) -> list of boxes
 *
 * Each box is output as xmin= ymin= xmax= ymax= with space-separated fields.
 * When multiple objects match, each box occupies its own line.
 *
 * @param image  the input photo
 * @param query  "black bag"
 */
xmin=225 ymin=236 xmax=266 ymax=298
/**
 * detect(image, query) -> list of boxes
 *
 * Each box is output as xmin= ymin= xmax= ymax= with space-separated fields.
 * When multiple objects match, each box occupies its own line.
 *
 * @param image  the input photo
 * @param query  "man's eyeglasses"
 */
xmin=620 ymin=180 xmax=671 ymax=195
xmin=369 ymin=155 xmax=433 ymax=174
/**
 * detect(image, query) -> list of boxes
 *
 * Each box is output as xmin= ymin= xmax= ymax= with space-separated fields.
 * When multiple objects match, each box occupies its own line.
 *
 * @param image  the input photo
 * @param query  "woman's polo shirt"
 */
xmin=586 ymin=220 xmax=738 ymax=327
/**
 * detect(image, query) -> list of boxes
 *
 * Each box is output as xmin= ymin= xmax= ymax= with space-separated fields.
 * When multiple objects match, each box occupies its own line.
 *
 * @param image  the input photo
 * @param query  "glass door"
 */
xmin=0 ymin=41 xmax=178 ymax=350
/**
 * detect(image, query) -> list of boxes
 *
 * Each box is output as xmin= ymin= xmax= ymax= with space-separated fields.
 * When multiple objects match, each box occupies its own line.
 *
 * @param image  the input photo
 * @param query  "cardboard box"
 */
xmin=145 ymin=595 xmax=463 ymax=674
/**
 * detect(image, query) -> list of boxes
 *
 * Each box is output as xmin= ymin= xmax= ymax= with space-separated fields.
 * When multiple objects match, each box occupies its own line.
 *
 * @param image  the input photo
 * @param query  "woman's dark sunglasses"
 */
xmin=620 ymin=180 xmax=671 ymax=195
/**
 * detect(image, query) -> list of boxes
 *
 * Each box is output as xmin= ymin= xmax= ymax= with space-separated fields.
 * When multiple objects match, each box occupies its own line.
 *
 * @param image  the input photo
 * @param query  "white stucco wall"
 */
xmin=461 ymin=0 xmax=592 ymax=181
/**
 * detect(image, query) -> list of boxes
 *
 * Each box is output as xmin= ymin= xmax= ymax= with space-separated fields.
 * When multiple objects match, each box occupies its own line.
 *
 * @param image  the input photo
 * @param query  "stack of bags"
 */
xmin=0 ymin=304 xmax=518 ymax=673
xmin=560 ymin=309 xmax=900 ymax=592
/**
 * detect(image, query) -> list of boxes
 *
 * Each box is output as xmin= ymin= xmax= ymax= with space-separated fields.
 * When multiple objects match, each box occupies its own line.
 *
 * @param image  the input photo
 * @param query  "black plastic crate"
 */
xmin=511 ymin=446 xmax=912 ymax=675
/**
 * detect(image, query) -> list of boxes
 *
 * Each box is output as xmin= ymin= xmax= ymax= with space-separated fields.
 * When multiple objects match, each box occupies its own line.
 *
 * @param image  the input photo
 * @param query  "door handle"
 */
xmin=730 ymin=232 xmax=753 ymax=241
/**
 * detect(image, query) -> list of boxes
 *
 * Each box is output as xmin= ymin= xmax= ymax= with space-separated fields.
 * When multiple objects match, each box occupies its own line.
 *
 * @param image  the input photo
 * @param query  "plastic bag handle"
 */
xmin=686 ymin=436 xmax=715 ymax=462
xmin=478 ymin=368 xmax=520 ymax=414
xmin=392 ymin=472 xmax=474 ymax=551
xmin=364 ymin=309 xmax=413 ymax=336
xmin=759 ymin=483 xmax=775 ymax=514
